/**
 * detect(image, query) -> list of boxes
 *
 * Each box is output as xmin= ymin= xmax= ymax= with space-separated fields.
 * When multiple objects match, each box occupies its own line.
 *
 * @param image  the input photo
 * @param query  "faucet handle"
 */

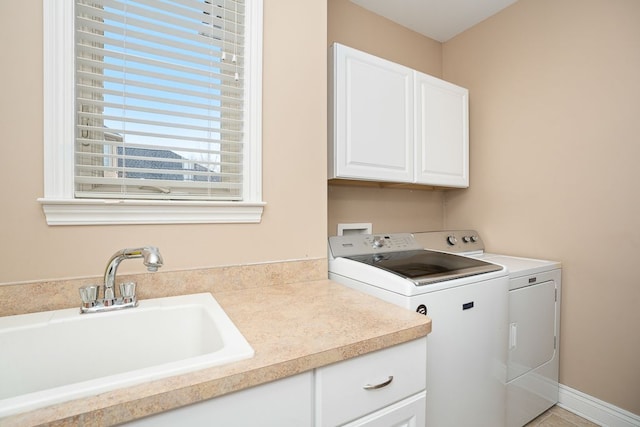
xmin=79 ymin=285 xmax=99 ymax=308
xmin=119 ymin=282 xmax=137 ymax=304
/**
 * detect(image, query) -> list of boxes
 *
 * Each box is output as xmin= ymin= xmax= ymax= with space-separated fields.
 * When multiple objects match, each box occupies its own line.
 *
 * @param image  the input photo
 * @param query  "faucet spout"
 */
xmin=142 ymin=247 xmax=163 ymax=272
xmin=103 ymin=246 xmax=163 ymax=291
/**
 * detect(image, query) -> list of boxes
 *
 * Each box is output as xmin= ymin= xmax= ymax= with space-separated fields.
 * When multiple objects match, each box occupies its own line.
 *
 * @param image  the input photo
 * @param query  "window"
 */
xmin=40 ymin=0 xmax=264 ymax=225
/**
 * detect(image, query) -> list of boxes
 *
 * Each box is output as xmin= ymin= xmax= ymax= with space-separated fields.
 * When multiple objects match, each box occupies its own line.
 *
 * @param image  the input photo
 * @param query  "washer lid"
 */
xmin=346 ymin=249 xmax=504 ymax=286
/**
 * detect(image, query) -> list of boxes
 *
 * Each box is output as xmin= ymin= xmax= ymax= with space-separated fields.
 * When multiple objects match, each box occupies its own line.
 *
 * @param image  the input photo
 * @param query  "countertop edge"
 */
xmin=2 ymin=280 xmax=431 ymax=427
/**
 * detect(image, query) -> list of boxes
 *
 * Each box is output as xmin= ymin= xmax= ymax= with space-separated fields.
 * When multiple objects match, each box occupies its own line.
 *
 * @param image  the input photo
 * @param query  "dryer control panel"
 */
xmin=413 ymin=230 xmax=485 ymax=254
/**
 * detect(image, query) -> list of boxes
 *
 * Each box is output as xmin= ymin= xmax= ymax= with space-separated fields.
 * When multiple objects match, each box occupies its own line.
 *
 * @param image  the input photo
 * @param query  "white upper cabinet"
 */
xmin=329 ymin=43 xmax=469 ymax=188
xmin=414 ymin=72 xmax=469 ymax=187
xmin=329 ymin=43 xmax=414 ymax=182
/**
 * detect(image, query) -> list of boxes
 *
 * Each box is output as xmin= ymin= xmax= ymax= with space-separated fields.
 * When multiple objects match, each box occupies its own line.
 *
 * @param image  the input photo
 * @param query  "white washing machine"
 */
xmin=413 ymin=230 xmax=562 ymax=427
xmin=329 ymin=233 xmax=509 ymax=427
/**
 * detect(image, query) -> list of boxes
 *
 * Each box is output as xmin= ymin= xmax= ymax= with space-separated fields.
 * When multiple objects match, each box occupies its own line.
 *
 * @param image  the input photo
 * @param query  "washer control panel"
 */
xmin=329 ymin=233 xmax=422 ymax=258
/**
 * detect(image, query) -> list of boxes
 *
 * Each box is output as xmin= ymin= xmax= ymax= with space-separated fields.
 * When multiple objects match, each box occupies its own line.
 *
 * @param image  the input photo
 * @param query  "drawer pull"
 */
xmin=363 ymin=376 xmax=394 ymax=390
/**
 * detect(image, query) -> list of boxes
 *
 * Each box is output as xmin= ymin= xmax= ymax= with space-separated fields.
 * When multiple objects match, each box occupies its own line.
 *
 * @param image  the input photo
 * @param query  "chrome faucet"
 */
xmin=79 ymin=246 xmax=163 ymax=314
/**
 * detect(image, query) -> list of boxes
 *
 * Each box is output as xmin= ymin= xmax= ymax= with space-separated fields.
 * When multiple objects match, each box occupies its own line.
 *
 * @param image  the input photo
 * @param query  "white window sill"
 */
xmin=38 ymin=198 xmax=266 ymax=225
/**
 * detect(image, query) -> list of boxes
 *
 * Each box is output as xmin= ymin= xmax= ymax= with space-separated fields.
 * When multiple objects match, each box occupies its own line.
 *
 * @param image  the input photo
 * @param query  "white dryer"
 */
xmin=413 ymin=231 xmax=562 ymax=427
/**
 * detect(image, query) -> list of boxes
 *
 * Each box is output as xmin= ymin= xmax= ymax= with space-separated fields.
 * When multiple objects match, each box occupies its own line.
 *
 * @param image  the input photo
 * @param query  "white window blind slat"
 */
xmin=75 ymin=0 xmax=246 ymax=201
xmin=77 ymin=112 xmax=237 ymax=135
xmin=76 ymin=8 xmax=245 ymax=60
xmin=77 ymin=138 xmax=243 ymax=156
xmin=76 ymin=83 xmax=242 ymax=113
xmin=97 ymin=0 xmax=245 ymax=28
xmin=76 ymin=97 xmax=240 ymax=123
xmin=77 ymin=0 xmax=246 ymax=47
xmin=78 ymin=100 xmax=241 ymax=125
xmin=76 ymin=69 xmax=242 ymax=102
xmin=76 ymin=159 xmax=227 ymax=175
xmin=76 ymin=125 xmax=241 ymax=145
xmin=75 ymin=170 xmax=243 ymax=184
xmin=76 ymin=59 xmax=244 ymax=94
xmin=76 ymin=28 xmax=245 ymax=76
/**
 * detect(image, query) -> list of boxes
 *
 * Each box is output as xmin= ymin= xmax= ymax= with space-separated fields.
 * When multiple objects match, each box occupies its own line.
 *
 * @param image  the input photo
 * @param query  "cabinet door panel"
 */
xmin=123 ymin=372 xmax=312 ymax=427
xmin=331 ymin=44 xmax=414 ymax=182
xmin=415 ymin=72 xmax=469 ymax=187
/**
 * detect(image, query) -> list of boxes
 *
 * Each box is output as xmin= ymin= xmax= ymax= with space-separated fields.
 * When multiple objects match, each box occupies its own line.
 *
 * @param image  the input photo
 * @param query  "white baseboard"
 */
xmin=558 ymin=384 xmax=640 ymax=427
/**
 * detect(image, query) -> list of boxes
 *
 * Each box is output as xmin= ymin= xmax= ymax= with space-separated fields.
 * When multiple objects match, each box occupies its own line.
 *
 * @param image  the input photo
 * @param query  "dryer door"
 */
xmin=508 ymin=280 xmax=557 ymax=381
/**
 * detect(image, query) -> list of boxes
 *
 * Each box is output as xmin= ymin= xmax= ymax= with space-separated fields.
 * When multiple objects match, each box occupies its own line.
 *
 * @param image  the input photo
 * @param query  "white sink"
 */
xmin=0 ymin=293 xmax=254 ymax=417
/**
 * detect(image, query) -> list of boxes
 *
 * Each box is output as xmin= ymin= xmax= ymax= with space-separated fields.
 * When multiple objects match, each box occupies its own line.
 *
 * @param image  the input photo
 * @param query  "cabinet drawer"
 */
xmin=342 ymin=391 xmax=426 ymax=427
xmin=315 ymin=338 xmax=426 ymax=426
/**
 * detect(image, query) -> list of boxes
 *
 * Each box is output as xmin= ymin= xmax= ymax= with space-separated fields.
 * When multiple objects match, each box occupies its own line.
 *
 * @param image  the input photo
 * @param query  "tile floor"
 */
xmin=524 ymin=405 xmax=600 ymax=427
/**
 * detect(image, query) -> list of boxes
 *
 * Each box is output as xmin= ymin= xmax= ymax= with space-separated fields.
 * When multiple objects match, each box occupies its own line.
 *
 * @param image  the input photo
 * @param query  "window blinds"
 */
xmin=75 ymin=0 xmax=245 ymax=201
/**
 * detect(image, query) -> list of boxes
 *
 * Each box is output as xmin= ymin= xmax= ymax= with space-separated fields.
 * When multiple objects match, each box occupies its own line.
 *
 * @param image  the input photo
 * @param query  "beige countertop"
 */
xmin=2 ymin=279 xmax=431 ymax=427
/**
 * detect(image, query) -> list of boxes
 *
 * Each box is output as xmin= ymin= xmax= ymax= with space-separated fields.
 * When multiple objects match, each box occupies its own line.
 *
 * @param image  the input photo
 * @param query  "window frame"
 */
xmin=39 ymin=0 xmax=264 ymax=226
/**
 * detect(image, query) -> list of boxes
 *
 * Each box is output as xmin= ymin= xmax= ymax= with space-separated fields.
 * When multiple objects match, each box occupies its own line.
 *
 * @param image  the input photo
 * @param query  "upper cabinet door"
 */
xmin=329 ymin=44 xmax=414 ymax=182
xmin=414 ymin=72 xmax=469 ymax=187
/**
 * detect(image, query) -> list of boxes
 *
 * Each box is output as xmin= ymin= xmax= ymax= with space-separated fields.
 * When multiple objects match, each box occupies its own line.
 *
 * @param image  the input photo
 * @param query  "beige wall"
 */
xmin=0 ymin=0 xmax=327 ymax=284
xmin=443 ymin=0 xmax=640 ymax=414
xmin=327 ymin=0 xmax=446 ymax=236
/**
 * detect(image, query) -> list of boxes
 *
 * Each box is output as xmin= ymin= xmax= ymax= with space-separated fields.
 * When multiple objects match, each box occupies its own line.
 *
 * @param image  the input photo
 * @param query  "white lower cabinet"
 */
xmin=122 ymin=372 xmax=313 ymax=427
xmin=122 ymin=338 xmax=427 ymax=427
xmin=315 ymin=338 xmax=427 ymax=427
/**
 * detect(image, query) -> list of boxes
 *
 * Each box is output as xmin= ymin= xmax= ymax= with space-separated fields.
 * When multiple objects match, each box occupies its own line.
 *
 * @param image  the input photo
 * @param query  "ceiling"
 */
xmin=350 ymin=0 xmax=519 ymax=42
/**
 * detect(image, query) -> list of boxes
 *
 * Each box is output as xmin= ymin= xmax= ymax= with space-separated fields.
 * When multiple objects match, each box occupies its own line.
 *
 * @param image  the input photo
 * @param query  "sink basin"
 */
xmin=0 ymin=293 xmax=254 ymax=417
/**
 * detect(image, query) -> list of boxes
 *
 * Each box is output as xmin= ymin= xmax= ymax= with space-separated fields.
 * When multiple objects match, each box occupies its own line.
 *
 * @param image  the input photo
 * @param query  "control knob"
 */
xmin=372 ymin=236 xmax=385 ymax=248
xmin=462 ymin=235 xmax=479 ymax=243
xmin=446 ymin=235 xmax=457 ymax=246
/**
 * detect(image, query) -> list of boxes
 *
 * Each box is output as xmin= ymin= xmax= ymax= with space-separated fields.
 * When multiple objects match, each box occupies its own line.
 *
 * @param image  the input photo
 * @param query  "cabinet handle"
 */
xmin=363 ymin=376 xmax=394 ymax=390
